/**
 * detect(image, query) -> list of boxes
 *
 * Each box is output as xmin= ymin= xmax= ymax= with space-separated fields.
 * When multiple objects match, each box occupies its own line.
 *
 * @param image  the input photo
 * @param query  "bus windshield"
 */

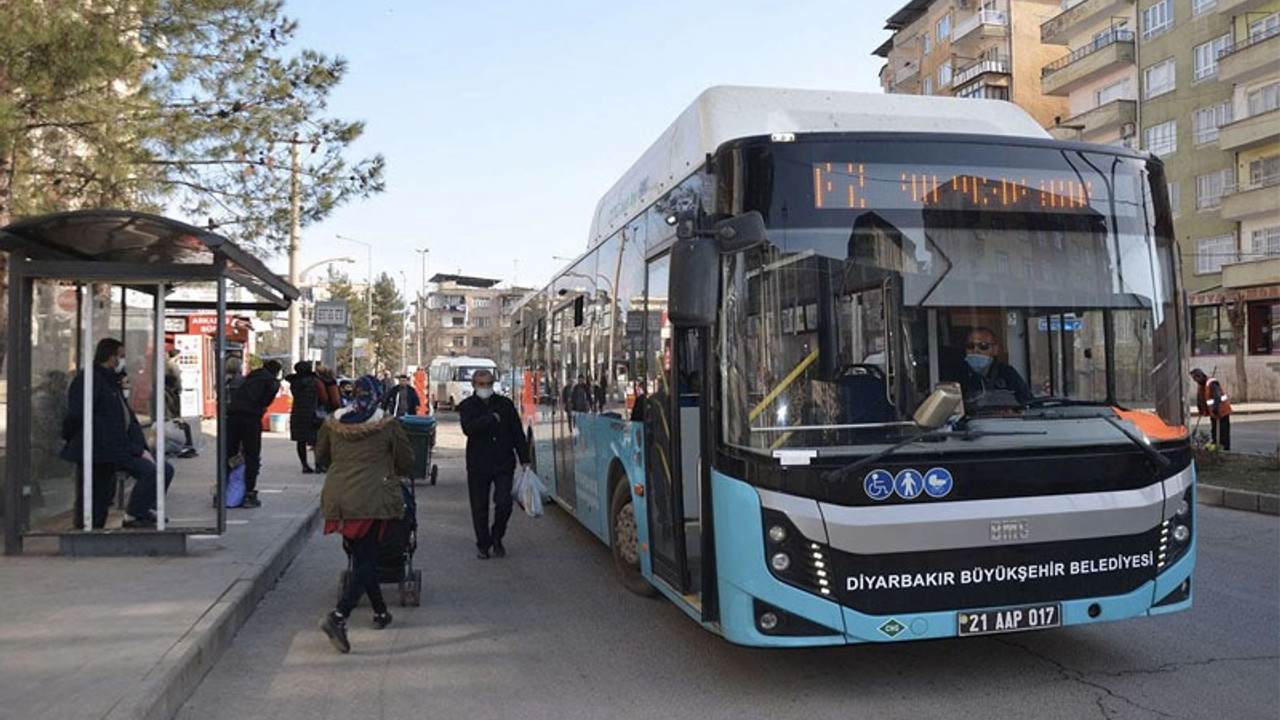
xmin=720 ymin=139 xmax=1183 ymax=455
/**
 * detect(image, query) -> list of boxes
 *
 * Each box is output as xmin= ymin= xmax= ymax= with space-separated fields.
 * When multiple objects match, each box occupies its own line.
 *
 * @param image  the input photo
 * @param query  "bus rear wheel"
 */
xmin=611 ymin=476 xmax=657 ymax=596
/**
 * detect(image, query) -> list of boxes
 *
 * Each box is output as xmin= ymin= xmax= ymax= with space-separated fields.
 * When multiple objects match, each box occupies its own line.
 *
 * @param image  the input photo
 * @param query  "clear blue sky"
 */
xmin=280 ymin=0 xmax=903 ymax=294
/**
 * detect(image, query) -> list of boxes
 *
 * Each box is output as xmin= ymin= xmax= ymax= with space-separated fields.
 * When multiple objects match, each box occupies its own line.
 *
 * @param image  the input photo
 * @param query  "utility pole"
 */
xmin=287 ymin=135 xmax=302 ymax=364
xmin=399 ymin=271 xmax=409 ymax=370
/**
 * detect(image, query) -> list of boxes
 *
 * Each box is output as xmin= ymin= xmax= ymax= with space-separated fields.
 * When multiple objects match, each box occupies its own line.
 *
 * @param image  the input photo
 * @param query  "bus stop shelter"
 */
xmin=0 ymin=210 xmax=299 ymax=555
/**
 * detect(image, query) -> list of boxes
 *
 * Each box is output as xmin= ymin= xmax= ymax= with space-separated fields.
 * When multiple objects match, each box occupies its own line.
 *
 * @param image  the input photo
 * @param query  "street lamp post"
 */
xmin=399 ymin=271 xmax=409 ymax=370
xmin=416 ymin=248 xmax=429 ymax=366
xmin=336 ymin=234 xmax=374 ymax=375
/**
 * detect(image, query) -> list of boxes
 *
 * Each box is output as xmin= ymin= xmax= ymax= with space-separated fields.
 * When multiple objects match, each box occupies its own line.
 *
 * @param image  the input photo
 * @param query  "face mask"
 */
xmin=115 ymin=358 xmax=126 ymax=372
xmin=965 ymin=354 xmax=992 ymax=373
xmin=475 ymin=388 xmax=494 ymax=400
xmin=122 ymin=389 xmax=131 ymax=399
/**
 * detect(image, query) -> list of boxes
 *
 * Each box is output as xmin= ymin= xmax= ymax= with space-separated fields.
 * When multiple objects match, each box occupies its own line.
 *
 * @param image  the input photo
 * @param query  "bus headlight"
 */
xmin=770 ymin=552 xmax=791 ymax=572
xmin=767 ymin=525 xmax=787 ymax=544
xmin=1172 ymin=524 xmax=1190 ymax=544
xmin=758 ymin=612 xmax=780 ymax=631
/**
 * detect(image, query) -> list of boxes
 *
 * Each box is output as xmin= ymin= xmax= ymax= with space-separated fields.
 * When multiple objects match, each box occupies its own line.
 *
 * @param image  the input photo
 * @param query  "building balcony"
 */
xmin=894 ymin=61 xmax=921 ymax=88
xmin=1216 ymin=0 xmax=1271 ymax=15
xmin=1041 ymin=0 xmax=1135 ymax=46
xmin=1217 ymin=27 xmax=1280 ymax=85
xmin=1049 ymin=99 xmax=1137 ymax=140
xmin=952 ymin=56 xmax=1011 ymax=90
xmin=1218 ymin=107 xmax=1280 ymax=151
xmin=952 ymin=9 xmax=1009 ymax=51
xmin=1041 ymin=31 xmax=1135 ymax=96
xmin=1221 ymin=176 xmax=1280 ymax=221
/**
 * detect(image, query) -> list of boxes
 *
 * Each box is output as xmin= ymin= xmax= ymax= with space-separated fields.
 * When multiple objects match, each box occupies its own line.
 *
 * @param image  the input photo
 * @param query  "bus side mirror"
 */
xmin=715 ymin=211 xmax=767 ymax=253
xmin=667 ymin=238 xmax=718 ymax=327
xmin=913 ymin=383 xmax=962 ymax=429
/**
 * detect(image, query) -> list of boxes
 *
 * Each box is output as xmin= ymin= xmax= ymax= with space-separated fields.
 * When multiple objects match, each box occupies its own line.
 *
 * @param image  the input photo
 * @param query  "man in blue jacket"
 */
xmin=62 ymin=338 xmax=174 ymax=528
xmin=458 ymin=369 xmax=530 ymax=559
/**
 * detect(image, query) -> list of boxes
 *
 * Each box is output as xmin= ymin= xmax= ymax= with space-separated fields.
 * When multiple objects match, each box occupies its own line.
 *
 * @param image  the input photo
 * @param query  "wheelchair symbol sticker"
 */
xmin=894 ymin=469 xmax=924 ymax=500
xmin=924 ymin=467 xmax=954 ymax=498
xmin=863 ymin=470 xmax=894 ymax=501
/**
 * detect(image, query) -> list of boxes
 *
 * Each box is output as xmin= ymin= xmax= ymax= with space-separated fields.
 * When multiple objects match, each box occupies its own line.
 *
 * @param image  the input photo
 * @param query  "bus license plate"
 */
xmin=958 ymin=603 xmax=1061 ymax=637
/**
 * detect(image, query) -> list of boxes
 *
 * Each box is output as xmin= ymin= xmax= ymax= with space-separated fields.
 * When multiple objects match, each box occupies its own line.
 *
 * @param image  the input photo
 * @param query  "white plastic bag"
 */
xmin=512 ymin=466 xmax=547 ymax=518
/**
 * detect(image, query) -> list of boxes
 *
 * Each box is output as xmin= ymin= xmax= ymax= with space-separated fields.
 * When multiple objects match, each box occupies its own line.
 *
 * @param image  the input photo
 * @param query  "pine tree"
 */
xmin=370 ymin=272 xmax=405 ymax=374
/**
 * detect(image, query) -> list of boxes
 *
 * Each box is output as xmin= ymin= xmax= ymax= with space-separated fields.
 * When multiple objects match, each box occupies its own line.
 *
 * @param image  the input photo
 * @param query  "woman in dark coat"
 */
xmin=286 ymin=361 xmax=321 ymax=473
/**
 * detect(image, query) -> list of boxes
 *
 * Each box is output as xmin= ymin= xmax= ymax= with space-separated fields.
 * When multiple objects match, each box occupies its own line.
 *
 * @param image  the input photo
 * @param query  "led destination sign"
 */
xmin=813 ymin=162 xmax=1096 ymax=211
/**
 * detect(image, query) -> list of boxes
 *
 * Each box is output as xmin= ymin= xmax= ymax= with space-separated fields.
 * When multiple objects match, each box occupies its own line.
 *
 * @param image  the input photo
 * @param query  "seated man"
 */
xmin=957 ymin=327 xmax=1032 ymax=410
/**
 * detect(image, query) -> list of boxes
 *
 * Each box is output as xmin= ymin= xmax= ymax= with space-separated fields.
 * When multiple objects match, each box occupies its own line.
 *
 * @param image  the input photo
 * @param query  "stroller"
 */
xmin=338 ymin=480 xmax=422 ymax=607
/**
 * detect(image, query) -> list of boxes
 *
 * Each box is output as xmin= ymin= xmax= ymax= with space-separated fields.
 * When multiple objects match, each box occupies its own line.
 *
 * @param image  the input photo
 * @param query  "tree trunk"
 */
xmin=1225 ymin=292 xmax=1249 ymax=402
xmin=0 ymin=154 xmax=12 ymax=375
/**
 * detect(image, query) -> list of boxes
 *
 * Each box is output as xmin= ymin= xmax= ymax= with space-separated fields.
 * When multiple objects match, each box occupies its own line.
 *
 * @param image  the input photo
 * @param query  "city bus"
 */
xmin=426 ymin=355 xmax=500 ymax=410
xmin=507 ymin=86 xmax=1194 ymax=646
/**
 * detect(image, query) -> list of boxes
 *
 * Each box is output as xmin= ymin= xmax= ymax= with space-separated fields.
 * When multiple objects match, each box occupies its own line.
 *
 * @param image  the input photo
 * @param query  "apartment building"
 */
xmin=877 ymin=0 xmax=1069 ymax=128
xmin=876 ymin=0 xmax=1280 ymax=398
xmin=1138 ymin=0 xmax=1279 ymax=398
xmin=421 ymin=274 xmax=531 ymax=372
xmin=1040 ymin=0 xmax=1140 ymax=145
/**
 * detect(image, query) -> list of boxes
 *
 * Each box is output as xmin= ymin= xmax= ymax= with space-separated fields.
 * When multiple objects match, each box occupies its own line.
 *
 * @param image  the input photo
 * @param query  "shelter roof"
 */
xmin=0 ymin=210 xmax=299 ymax=309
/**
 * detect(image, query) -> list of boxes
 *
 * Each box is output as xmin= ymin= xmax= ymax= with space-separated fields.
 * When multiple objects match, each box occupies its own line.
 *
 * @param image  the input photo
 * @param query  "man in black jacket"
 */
xmin=458 ymin=369 xmax=530 ymax=559
xmin=226 ymin=359 xmax=283 ymax=508
xmin=380 ymin=373 xmax=420 ymax=417
xmin=62 ymin=338 xmax=174 ymax=528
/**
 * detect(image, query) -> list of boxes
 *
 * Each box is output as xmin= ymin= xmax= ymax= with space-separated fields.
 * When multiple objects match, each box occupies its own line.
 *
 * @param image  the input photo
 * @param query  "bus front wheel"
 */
xmin=610 ymin=476 xmax=657 ymax=597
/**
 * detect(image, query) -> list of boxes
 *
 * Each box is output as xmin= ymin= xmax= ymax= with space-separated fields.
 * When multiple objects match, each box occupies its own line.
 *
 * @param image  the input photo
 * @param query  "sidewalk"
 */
xmin=0 ymin=432 xmax=329 ymax=720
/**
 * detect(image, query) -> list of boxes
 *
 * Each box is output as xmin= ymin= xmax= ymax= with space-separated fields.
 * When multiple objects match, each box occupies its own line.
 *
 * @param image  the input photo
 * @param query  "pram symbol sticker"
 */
xmin=923 ymin=467 xmax=953 ymax=498
xmin=894 ymin=469 xmax=924 ymax=499
xmin=863 ymin=470 xmax=893 ymax=501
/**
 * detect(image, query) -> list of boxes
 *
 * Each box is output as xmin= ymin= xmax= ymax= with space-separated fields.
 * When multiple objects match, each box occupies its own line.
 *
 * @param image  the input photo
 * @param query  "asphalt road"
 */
xmin=1222 ymin=413 xmax=1279 ymax=455
xmin=177 ymin=421 xmax=1279 ymax=720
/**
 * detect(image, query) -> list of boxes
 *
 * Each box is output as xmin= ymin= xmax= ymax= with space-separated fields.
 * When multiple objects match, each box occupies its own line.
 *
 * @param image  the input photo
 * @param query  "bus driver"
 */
xmin=958 ymin=326 xmax=1032 ymax=408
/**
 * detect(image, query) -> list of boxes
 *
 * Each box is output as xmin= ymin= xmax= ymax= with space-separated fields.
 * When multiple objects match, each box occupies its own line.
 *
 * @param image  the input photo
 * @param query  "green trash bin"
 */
xmin=399 ymin=415 xmax=438 ymax=485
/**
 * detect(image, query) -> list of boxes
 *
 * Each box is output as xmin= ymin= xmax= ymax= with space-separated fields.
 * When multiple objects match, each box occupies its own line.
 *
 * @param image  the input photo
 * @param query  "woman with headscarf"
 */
xmin=316 ymin=376 xmax=414 ymax=653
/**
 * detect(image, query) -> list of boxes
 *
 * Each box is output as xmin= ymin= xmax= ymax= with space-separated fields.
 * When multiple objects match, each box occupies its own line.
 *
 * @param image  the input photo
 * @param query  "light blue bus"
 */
xmin=508 ymin=87 xmax=1194 ymax=646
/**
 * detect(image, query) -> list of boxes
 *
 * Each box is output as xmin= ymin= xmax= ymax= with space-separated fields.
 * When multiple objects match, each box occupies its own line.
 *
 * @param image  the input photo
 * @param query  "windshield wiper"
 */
xmin=1022 ymin=401 xmax=1172 ymax=470
xmin=1101 ymin=414 xmax=1172 ymax=469
xmin=821 ymin=426 xmax=1047 ymax=484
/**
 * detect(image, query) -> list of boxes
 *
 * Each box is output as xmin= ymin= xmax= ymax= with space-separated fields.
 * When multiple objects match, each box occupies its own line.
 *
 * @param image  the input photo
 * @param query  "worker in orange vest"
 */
xmin=1190 ymin=368 xmax=1232 ymax=450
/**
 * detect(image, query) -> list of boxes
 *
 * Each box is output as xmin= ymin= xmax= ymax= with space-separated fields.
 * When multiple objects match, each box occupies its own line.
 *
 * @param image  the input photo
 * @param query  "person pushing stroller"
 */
xmin=317 ymin=375 xmax=414 ymax=653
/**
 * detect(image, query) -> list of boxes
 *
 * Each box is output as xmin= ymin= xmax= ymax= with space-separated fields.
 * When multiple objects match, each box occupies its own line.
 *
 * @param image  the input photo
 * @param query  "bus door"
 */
xmin=644 ymin=256 xmax=694 ymax=596
xmin=550 ymin=307 xmax=576 ymax=509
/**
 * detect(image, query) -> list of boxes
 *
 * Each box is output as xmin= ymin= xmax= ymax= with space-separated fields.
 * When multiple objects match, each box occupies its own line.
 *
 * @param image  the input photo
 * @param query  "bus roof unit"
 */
xmin=590 ymin=85 xmax=1050 ymax=244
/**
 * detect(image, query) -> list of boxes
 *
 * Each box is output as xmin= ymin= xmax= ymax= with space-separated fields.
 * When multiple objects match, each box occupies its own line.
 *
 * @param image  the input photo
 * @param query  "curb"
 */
xmin=103 ymin=506 xmax=321 ymax=720
xmin=1197 ymin=484 xmax=1279 ymax=516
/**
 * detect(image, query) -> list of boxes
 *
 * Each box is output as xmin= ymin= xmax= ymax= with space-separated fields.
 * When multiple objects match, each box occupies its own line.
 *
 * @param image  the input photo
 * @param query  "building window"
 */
xmin=1195 ymin=170 xmax=1233 ymax=210
xmin=1193 ymin=34 xmax=1231 ymax=81
xmin=1192 ymin=305 xmax=1235 ymax=355
xmin=937 ymin=14 xmax=952 ymax=41
xmin=472 ymin=297 xmax=491 ymax=308
xmin=1144 ymin=120 xmax=1177 ymax=156
xmin=1096 ymin=77 xmax=1133 ymax=105
xmin=1192 ymin=102 xmax=1233 ymax=144
xmin=1249 ymin=13 xmax=1279 ymax=41
xmin=1247 ymin=82 xmax=1280 ymax=116
xmin=1195 ymin=233 xmax=1237 ymax=274
xmin=996 ymin=251 xmax=1010 ymax=274
xmin=923 ymin=32 xmax=932 ymax=56
xmin=923 ymin=76 xmax=933 ymax=95
xmin=474 ymin=316 xmax=492 ymax=328
xmin=1192 ymin=0 xmax=1217 ymax=15
xmin=1251 ymin=226 xmax=1280 ymax=259
xmin=1142 ymin=0 xmax=1174 ymax=40
xmin=1248 ymin=155 xmax=1280 ymax=189
xmin=1168 ymin=182 xmax=1180 ymax=217
xmin=1143 ymin=59 xmax=1175 ymax=99
xmin=1246 ymin=303 xmax=1279 ymax=355
xmin=938 ymin=63 xmax=953 ymax=87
